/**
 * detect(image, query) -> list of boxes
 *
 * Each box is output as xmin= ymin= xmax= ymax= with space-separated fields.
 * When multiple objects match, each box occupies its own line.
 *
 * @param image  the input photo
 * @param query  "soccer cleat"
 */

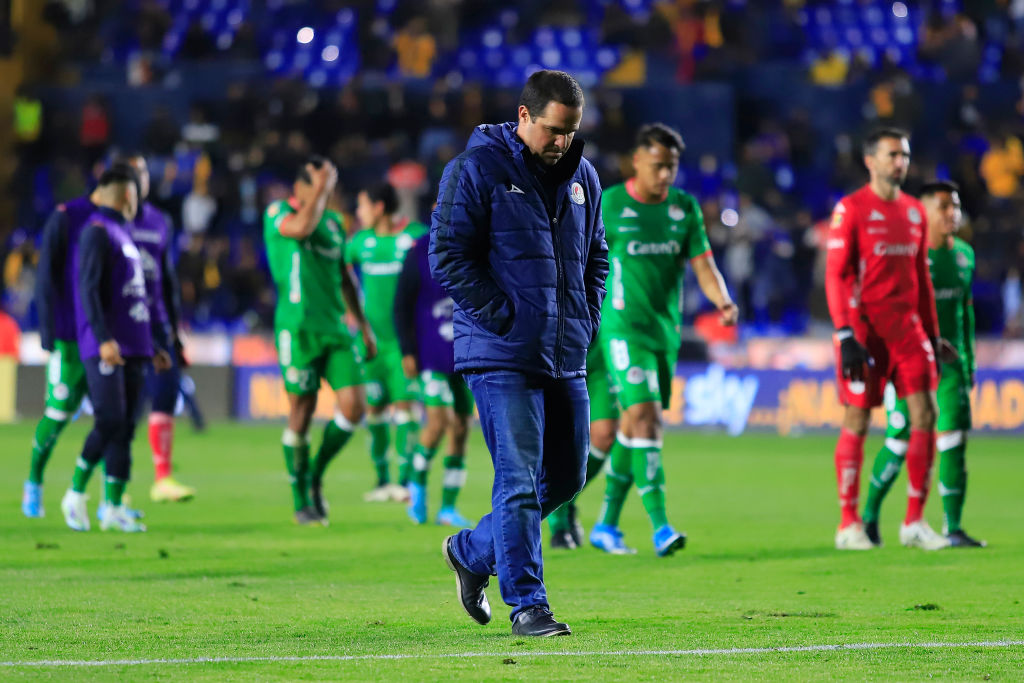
xmin=363 ymin=485 xmax=391 ymax=502
xmin=386 ymin=483 xmax=411 ymax=503
xmin=864 ymin=520 xmax=883 ymax=547
xmin=835 ymin=522 xmax=874 ymax=550
xmin=99 ymin=505 xmax=147 ymax=532
xmin=567 ymin=503 xmax=585 ymax=548
xmin=899 ymin=520 xmax=951 ymax=550
xmin=294 ymin=506 xmax=326 ymax=526
xmin=653 ymin=524 xmax=687 ymax=557
xmin=435 ymin=507 xmax=474 ymax=528
xmin=511 ymin=606 xmax=571 ymax=637
xmin=97 ymin=498 xmax=144 ymax=524
xmin=442 ymin=535 xmax=491 ymax=625
xmin=150 ymin=477 xmax=196 ymax=503
xmin=550 ymin=529 xmax=578 ymax=550
xmin=310 ymin=481 xmax=330 ymax=520
xmin=946 ymin=529 xmax=987 ymax=548
xmin=22 ymin=481 xmax=43 ymax=518
xmin=589 ymin=523 xmax=637 ymax=555
xmin=61 ymin=490 xmax=90 ymax=531
xmin=407 ymin=482 xmax=427 ymax=524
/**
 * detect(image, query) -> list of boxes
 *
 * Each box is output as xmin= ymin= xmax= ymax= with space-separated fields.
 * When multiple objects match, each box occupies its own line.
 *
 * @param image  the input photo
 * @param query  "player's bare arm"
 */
xmin=278 ymin=160 xmax=337 ymax=240
xmin=689 ymin=253 xmax=738 ymax=325
xmin=340 ymin=263 xmax=377 ymax=361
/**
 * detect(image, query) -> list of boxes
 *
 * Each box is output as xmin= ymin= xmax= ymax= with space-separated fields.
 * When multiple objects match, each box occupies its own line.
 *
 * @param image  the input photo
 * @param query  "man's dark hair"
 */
xmin=296 ymin=155 xmax=328 ymax=185
xmin=863 ymin=127 xmax=909 ymax=156
xmin=97 ymin=162 xmax=139 ymax=189
xmin=363 ymin=182 xmax=399 ymax=215
xmin=635 ymin=123 xmax=685 ymax=153
xmin=920 ymin=179 xmax=960 ymax=197
xmin=519 ymin=70 xmax=584 ymax=119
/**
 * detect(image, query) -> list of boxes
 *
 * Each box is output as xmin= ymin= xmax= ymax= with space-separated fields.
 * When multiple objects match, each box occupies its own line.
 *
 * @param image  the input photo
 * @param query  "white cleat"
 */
xmin=61 ymin=490 xmax=91 ymax=532
xmin=899 ymin=520 xmax=950 ymax=550
xmin=99 ymin=505 xmax=147 ymax=532
xmin=386 ymin=483 xmax=410 ymax=503
xmin=835 ymin=522 xmax=874 ymax=550
xmin=363 ymin=485 xmax=392 ymax=502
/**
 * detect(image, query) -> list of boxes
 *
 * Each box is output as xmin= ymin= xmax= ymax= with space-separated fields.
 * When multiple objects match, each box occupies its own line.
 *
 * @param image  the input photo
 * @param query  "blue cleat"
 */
xmin=653 ymin=524 xmax=687 ymax=557
xmin=407 ymin=482 xmax=427 ymax=525
xmin=97 ymin=497 xmax=144 ymax=524
xmin=22 ymin=481 xmax=44 ymax=518
xmin=436 ymin=506 xmax=474 ymax=528
xmin=589 ymin=523 xmax=637 ymax=555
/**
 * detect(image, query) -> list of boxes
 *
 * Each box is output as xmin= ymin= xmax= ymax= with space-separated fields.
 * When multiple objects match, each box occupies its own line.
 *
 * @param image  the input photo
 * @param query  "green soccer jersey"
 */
xmin=600 ymin=183 xmax=711 ymax=351
xmin=930 ymin=236 xmax=976 ymax=378
xmin=263 ymin=199 xmax=348 ymax=334
xmin=345 ymin=220 xmax=428 ymax=346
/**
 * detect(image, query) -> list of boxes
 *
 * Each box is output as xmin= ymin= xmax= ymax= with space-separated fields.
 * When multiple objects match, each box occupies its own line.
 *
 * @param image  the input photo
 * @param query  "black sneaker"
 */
xmin=442 ymin=535 xmax=491 ymax=625
xmin=567 ymin=503 xmax=585 ymax=548
xmin=550 ymin=529 xmax=578 ymax=550
xmin=511 ymin=606 xmax=571 ymax=637
xmin=946 ymin=529 xmax=987 ymax=548
xmin=310 ymin=480 xmax=330 ymax=520
xmin=294 ymin=506 xmax=325 ymax=526
xmin=864 ymin=520 xmax=882 ymax=547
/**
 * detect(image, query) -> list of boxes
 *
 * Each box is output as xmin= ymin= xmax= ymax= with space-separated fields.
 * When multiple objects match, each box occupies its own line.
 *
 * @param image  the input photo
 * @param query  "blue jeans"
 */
xmin=450 ymin=371 xmax=590 ymax=620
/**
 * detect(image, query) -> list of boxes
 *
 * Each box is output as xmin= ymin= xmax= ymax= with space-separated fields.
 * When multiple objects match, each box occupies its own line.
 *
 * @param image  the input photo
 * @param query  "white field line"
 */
xmin=2 ymin=639 xmax=1023 ymax=668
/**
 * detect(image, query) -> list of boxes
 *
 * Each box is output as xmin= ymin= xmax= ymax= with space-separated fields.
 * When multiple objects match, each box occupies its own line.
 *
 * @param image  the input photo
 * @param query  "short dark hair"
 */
xmin=920 ymin=179 xmax=960 ymax=197
xmin=296 ymin=155 xmax=328 ymax=185
xmin=518 ymin=70 xmax=584 ymax=119
xmin=362 ymin=182 xmax=398 ymax=215
xmin=863 ymin=127 xmax=909 ymax=156
xmin=635 ymin=123 xmax=685 ymax=153
xmin=97 ymin=162 xmax=139 ymax=190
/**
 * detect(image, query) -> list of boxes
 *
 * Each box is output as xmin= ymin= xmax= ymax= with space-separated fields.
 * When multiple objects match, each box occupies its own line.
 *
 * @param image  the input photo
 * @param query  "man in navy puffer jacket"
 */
xmin=431 ymin=70 xmax=608 ymax=637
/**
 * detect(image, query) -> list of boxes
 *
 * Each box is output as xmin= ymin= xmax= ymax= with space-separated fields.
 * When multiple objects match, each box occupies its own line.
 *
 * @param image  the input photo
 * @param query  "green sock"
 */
xmin=547 ymin=446 xmax=607 ymax=534
xmin=938 ymin=434 xmax=967 ymax=533
xmin=440 ymin=455 xmax=465 ymax=508
xmin=631 ymin=440 xmax=668 ymax=530
xmin=862 ymin=438 xmax=907 ymax=524
xmin=104 ymin=476 xmax=127 ymax=506
xmin=585 ymin=446 xmax=608 ymax=485
xmin=597 ymin=437 xmax=633 ymax=527
xmin=29 ymin=416 xmax=68 ymax=485
xmin=310 ymin=416 xmax=354 ymax=484
xmin=282 ymin=429 xmax=310 ymax=511
xmin=71 ymin=455 xmax=99 ymax=493
xmin=547 ymin=503 xmax=570 ymax=533
xmin=412 ymin=443 xmax=438 ymax=486
xmin=367 ymin=419 xmax=391 ymax=487
xmin=394 ymin=411 xmax=418 ymax=487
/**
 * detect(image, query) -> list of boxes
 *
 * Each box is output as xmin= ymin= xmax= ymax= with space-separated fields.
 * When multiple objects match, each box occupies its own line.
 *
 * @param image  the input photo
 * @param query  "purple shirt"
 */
xmin=409 ymin=237 xmax=455 ymax=374
xmin=129 ymin=202 xmax=172 ymax=332
xmin=53 ymin=196 xmax=97 ymax=341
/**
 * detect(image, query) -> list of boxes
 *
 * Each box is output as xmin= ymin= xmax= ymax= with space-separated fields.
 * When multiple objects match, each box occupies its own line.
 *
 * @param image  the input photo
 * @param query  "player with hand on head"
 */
xmin=826 ymin=129 xmax=956 ymax=551
xmin=264 ymin=156 xmax=376 ymax=526
xmin=60 ymin=164 xmax=173 ymax=532
xmin=346 ymin=183 xmax=427 ymax=503
xmin=568 ymin=123 xmax=736 ymax=556
xmin=861 ymin=180 xmax=984 ymax=548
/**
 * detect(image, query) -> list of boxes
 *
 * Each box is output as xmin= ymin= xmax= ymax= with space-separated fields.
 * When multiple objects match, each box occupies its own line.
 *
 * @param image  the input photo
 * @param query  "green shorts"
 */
xmin=586 ymin=343 xmax=619 ymax=422
xmin=420 ymin=370 xmax=474 ymax=417
xmin=884 ymin=363 xmax=972 ymax=438
xmin=276 ymin=328 xmax=363 ymax=396
xmin=364 ymin=344 xmax=418 ymax=408
xmin=45 ymin=339 xmax=88 ymax=419
xmin=602 ymin=334 xmax=675 ymax=411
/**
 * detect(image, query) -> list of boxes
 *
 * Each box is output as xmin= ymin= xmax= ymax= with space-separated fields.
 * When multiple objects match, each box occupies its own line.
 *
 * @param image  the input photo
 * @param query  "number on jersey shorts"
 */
xmin=45 ymin=339 xmax=88 ymax=418
xmin=363 ymin=345 xmax=417 ymax=408
xmin=419 ymin=370 xmax=474 ymax=417
xmin=601 ymin=335 xmax=675 ymax=410
xmin=586 ymin=343 xmax=620 ymax=422
xmin=884 ymin=362 xmax=972 ymax=439
xmin=276 ymin=328 xmax=363 ymax=396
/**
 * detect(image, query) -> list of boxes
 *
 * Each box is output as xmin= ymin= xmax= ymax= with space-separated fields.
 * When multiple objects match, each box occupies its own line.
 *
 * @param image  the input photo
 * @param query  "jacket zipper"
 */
xmin=551 ymin=202 xmax=566 ymax=378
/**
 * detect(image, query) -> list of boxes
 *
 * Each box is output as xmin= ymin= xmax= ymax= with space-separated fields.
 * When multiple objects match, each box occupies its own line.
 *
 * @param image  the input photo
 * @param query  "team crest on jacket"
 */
xmin=668 ymin=205 xmax=685 ymax=221
xmin=907 ymin=207 xmax=922 ymax=224
xmin=570 ymin=182 xmax=585 ymax=205
xmin=957 ymin=252 xmax=968 ymax=268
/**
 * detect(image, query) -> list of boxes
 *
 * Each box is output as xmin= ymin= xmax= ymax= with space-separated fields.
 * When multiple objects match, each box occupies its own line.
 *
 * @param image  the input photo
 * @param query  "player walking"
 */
xmin=826 ymin=129 xmax=957 ymax=551
xmin=264 ymin=157 xmax=376 ymax=525
xmin=580 ymin=123 xmax=736 ymax=556
xmin=861 ymin=181 xmax=984 ymax=548
xmin=393 ymin=233 xmax=474 ymax=527
xmin=346 ymin=183 xmax=427 ymax=502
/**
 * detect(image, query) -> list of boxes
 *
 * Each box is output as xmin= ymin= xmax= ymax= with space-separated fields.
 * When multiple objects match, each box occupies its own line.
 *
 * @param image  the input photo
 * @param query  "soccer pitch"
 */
xmin=2 ymin=421 xmax=1022 ymax=681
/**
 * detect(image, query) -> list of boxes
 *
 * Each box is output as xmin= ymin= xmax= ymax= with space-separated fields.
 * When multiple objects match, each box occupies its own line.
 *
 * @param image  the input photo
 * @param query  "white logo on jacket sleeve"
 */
xmin=570 ymin=182 xmax=585 ymax=205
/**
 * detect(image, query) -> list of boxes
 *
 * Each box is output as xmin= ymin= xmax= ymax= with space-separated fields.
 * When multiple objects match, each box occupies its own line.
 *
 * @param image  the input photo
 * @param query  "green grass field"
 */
xmin=2 ymin=420 xmax=1023 ymax=681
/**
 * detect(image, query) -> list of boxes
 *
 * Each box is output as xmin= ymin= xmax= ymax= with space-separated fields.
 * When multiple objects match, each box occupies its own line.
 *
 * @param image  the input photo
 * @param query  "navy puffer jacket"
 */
xmin=429 ymin=122 xmax=608 ymax=378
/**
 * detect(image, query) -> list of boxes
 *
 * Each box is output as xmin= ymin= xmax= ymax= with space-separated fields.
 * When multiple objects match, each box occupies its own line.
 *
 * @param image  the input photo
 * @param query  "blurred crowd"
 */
xmin=4 ymin=0 xmax=1024 ymax=339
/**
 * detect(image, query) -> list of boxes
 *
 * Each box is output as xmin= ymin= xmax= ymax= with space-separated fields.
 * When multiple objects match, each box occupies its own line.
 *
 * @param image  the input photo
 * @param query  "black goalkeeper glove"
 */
xmin=836 ymin=327 xmax=871 ymax=382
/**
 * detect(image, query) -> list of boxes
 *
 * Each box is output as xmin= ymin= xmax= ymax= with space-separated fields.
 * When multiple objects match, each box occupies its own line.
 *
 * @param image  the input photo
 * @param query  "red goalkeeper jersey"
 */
xmin=825 ymin=184 xmax=938 ymax=338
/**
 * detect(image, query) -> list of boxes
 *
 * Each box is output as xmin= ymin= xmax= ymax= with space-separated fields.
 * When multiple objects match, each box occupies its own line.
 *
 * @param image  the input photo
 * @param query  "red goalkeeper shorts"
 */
xmin=833 ymin=310 xmax=938 ymax=409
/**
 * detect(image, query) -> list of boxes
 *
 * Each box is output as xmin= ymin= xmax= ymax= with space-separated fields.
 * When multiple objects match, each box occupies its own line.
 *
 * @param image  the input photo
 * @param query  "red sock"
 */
xmin=149 ymin=412 xmax=174 ymax=481
xmin=904 ymin=428 xmax=935 ymax=524
xmin=834 ymin=428 xmax=865 ymax=528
